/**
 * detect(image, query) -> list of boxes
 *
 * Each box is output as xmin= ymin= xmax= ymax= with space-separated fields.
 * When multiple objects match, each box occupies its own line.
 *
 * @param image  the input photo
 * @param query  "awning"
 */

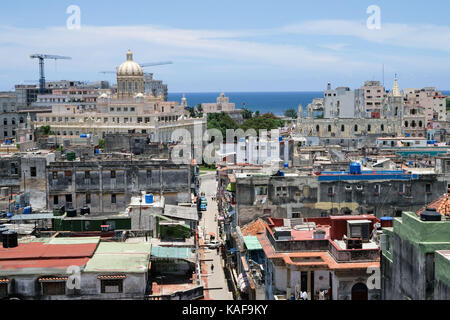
xmin=38 ymin=277 xmax=68 ymax=282
xmin=226 ymin=183 xmax=236 ymax=192
xmin=97 ymin=274 xmax=127 ymax=280
xmin=209 ymin=232 xmax=215 ymax=237
xmin=243 ymin=236 xmax=263 ymax=251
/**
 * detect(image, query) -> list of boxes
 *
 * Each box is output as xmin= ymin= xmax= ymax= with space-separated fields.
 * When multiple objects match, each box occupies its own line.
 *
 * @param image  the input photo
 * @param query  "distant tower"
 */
xmin=181 ymin=94 xmax=188 ymax=108
xmin=298 ymin=104 xmax=304 ymax=119
xmin=327 ymin=82 xmax=331 ymax=90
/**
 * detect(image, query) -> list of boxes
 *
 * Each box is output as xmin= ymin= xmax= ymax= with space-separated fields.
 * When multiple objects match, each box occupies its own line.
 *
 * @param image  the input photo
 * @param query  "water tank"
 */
xmin=284 ymin=163 xmax=289 ymax=168
xmin=66 ymin=152 xmax=76 ymax=161
xmin=2 ymin=231 xmax=18 ymax=248
xmin=23 ymin=206 xmax=32 ymax=215
xmin=80 ymin=206 xmax=90 ymax=216
xmin=420 ymin=208 xmax=442 ymax=222
xmin=66 ymin=208 xmax=77 ymax=217
xmin=350 ymin=162 xmax=361 ymax=175
xmin=145 ymin=194 xmax=154 ymax=204
xmin=0 ymin=226 xmax=8 ymax=242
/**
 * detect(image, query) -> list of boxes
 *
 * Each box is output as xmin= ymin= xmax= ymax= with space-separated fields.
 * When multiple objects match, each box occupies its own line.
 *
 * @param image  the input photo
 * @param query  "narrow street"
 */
xmin=199 ymin=172 xmax=233 ymax=300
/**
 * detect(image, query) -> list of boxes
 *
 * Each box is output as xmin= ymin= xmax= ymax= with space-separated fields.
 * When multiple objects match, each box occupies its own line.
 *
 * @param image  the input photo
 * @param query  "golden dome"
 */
xmin=117 ymin=50 xmax=143 ymax=77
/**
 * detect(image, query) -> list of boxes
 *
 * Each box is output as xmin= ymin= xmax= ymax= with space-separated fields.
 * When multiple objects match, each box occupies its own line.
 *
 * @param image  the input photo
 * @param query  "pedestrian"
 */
xmin=211 ymin=264 xmax=214 ymax=273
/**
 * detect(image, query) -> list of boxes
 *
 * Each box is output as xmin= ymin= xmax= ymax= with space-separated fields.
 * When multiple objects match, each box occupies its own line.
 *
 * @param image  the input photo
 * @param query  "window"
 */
xmin=65 ymin=171 xmax=72 ymax=177
xmin=65 ymin=194 xmax=72 ymax=203
xmin=354 ymin=124 xmax=358 ymax=132
xmin=111 ymin=194 xmax=116 ymax=204
xmin=53 ymin=196 xmax=58 ymax=205
xmin=53 ymin=171 xmax=58 ymax=179
xmin=111 ymin=170 xmax=116 ymax=179
xmin=341 ymin=125 xmax=345 ymax=132
xmin=367 ymin=124 xmax=371 ymax=132
xmin=374 ymin=184 xmax=381 ymax=194
xmin=381 ymin=124 xmax=384 ymax=131
xmin=30 ymin=167 xmax=37 ymax=177
xmin=426 ymin=184 xmax=431 ymax=193
xmin=101 ymin=279 xmax=123 ymax=293
xmin=42 ymin=281 xmax=66 ymax=295
xmin=328 ymin=125 xmax=331 ymax=132
xmin=85 ymin=171 xmax=90 ymax=179
xmin=86 ymin=193 xmax=91 ymax=204
xmin=292 ymin=212 xmax=300 ymax=218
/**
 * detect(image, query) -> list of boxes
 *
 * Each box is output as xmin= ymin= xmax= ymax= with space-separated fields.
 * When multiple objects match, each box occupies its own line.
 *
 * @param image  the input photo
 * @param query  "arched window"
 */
xmin=419 ymin=121 xmax=423 ymax=127
xmin=404 ymin=121 xmax=408 ymax=128
xmin=19 ymin=117 xmax=24 ymax=124
xmin=354 ymin=124 xmax=358 ymax=132
xmin=316 ymin=125 xmax=320 ymax=132
xmin=367 ymin=124 xmax=371 ymax=132
xmin=411 ymin=121 xmax=416 ymax=128
xmin=128 ymin=82 xmax=132 ymax=92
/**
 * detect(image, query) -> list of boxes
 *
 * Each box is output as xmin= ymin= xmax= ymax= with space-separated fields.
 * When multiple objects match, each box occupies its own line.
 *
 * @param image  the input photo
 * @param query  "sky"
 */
xmin=1 ymin=0 xmax=450 ymax=92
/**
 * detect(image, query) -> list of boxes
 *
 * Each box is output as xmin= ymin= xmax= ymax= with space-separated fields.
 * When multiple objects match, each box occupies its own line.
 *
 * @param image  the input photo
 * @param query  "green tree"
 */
xmin=284 ymin=108 xmax=298 ymax=119
xmin=197 ymin=104 xmax=203 ymax=113
xmin=207 ymin=112 xmax=239 ymax=139
xmin=239 ymin=115 xmax=285 ymax=133
xmin=98 ymin=139 xmax=105 ymax=149
xmin=242 ymin=108 xmax=253 ymax=120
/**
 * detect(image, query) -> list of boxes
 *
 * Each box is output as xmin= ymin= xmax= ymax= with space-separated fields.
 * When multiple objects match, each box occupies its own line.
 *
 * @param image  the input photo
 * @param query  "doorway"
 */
xmin=351 ymin=282 xmax=368 ymax=300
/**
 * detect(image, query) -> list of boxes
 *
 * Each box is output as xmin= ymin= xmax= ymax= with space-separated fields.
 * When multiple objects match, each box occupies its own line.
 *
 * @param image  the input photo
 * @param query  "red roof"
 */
xmin=417 ymin=191 xmax=450 ymax=216
xmin=0 ymin=242 xmax=98 ymax=261
xmin=0 ymin=258 xmax=90 ymax=270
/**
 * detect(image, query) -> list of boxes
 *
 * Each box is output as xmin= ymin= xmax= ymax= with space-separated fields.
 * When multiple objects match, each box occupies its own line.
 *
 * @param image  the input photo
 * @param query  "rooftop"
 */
xmin=84 ymin=242 xmax=151 ymax=274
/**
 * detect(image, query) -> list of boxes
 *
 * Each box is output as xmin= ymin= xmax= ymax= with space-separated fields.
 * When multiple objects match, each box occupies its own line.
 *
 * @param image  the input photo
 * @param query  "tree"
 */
xmin=284 ymin=108 xmax=298 ymax=119
xmin=207 ymin=112 xmax=239 ymax=139
xmin=242 ymin=108 xmax=253 ymax=120
xmin=98 ymin=139 xmax=105 ymax=149
xmin=239 ymin=115 xmax=285 ymax=133
xmin=197 ymin=104 xmax=203 ymax=113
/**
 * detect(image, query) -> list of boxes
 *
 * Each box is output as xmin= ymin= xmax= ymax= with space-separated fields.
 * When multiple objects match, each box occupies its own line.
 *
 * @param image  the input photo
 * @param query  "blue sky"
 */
xmin=1 ymin=0 xmax=450 ymax=92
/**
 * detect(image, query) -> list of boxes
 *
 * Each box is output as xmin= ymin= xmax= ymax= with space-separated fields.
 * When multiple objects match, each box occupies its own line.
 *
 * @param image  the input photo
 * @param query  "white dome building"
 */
xmin=117 ymin=50 xmax=144 ymax=99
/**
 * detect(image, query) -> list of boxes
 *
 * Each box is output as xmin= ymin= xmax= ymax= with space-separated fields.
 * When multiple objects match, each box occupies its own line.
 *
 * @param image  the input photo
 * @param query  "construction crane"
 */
xmin=99 ymin=61 xmax=173 ymax=74
xmin=29 ymin=54 xmax=72 ymax=93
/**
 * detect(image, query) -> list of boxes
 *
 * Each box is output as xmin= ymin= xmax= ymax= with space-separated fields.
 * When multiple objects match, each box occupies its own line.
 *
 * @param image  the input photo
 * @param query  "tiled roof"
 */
xmin=417 ymin=191 xmax=450 ymax=216
xmin=241 ymin=219 xmax=267 ymax=236
xmin=97 ymin=274 xmax=127 ymax=280
xmin=38 ymin=276 xmax=69 ymax=282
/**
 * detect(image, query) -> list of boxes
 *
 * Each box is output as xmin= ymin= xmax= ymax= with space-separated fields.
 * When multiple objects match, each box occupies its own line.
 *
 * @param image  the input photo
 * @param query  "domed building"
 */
xmin=34 ymin=50 xmax=207 ymax=143
xmin=117 ymin=50 xmax=144 ymax=99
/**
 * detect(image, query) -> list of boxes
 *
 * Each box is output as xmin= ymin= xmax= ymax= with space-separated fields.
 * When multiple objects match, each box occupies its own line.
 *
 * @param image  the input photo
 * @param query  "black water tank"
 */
xmin=80 ymin=206 xmax=90 ymax=216
xmin=0 ymin=226 xmax=8 ymax=242
xmin=2 ymin=231 xmax=18 ymax=248
xmin=66 ymin=208 xmax=77 ymax=217
xmin=420 ymin=208 xmax=442 ymax=222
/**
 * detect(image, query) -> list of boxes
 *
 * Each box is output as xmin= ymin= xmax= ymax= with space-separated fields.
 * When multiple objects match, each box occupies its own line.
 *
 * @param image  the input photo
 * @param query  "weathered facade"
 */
xmin=46 ymin=158 xmax=194 ymax=214
xmin=381 ymin=211 xmax=450 ymax=300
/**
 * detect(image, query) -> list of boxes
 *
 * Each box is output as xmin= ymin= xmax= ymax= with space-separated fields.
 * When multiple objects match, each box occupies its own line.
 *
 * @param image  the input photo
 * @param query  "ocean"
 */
xmin=169 ymin=91 xmax=450 ymax=117
xmin=168 ymin=91 xmax=323 ymax=116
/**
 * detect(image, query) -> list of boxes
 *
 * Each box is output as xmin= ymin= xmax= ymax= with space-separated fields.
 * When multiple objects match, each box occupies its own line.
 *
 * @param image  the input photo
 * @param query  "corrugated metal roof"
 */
xmin=10 ymin=213 xmax=54 ymax=221
xmin=84 ymin=242 xmax=151 ymax=274
xmin=150 ymin=246 xmax=193 ymax=260
xmin=243 ymin=236 xmax=263 ymax=251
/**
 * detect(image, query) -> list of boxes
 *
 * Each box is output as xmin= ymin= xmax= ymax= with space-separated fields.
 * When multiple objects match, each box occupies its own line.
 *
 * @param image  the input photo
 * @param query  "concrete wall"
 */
xmin=47 ymin=160 xmax=192 ymax=214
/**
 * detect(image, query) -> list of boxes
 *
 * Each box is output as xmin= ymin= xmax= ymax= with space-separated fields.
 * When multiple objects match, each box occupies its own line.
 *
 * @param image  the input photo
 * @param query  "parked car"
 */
xmin=207 ymin=240 xmax=221 ymax=249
